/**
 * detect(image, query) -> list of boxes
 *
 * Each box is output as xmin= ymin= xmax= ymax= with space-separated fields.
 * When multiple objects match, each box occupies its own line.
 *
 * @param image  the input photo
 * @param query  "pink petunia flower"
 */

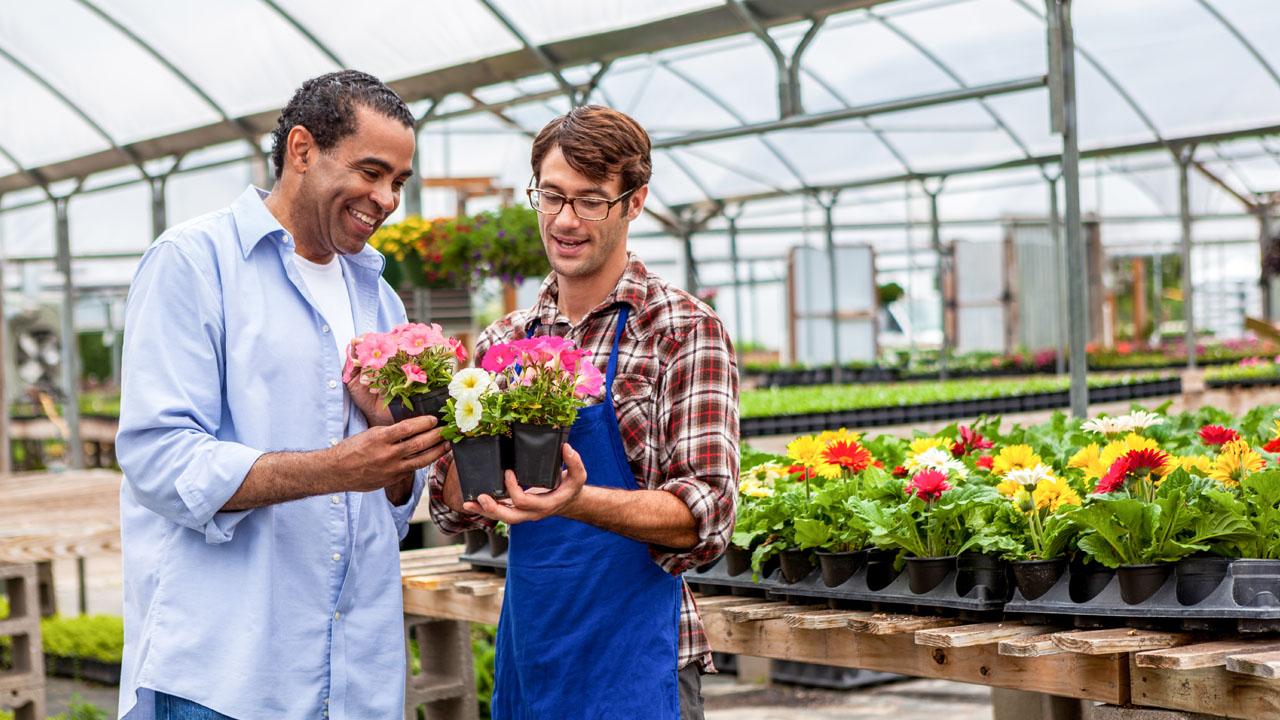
xmin=447 ymin=337 xmax=468 ymax=364
xmin=574 ymin=359 xmax=604 ymax=398
xmin=481 ymin=343 xmax=520 ymax=373
xmin=397 ymin=325 xmax=438 ymax=356
xmin=402 ymin=363 xmax=428 ymax=384
xmin=355 ymin=334 xmax=398 ymax=371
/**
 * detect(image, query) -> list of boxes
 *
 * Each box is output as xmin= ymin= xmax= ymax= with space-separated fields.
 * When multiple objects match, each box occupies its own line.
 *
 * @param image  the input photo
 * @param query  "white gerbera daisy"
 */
xmin=1123 ymin=410 xmax=1165 ymax=431
xmin=910 ymin=446 xmax=970 ymax=479
xmin=1081 ymin=415 xmax=1134 ymax=438
xmin=1004 ymin=462 xmax=1057 ymax=486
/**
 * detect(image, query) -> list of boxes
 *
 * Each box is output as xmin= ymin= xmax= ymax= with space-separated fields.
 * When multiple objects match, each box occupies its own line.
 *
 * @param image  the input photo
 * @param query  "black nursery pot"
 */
xmin=864 ymin=548 xmax=901 ymax=591
xmin=1069 ymin=560 xmax=1116 ymax=603
xmin=462 ymin=529 xmax=489 ymax=555
xmin=724 ymin=545 xmax=752 ymax=577
xmin=488 ymin=531 xmax=509 ymax=557
xmin=1175 ymin=557 xmax=1232 ymax=606
xmin=779 ymin=549 xmax=815 ymax=584
xmin=512 ymin=423 xmax=571 ymax=491
xmin=816 ymin=550 xmax=865 ymax=588
xmin=1231 ymin=559 xmax=1280 ymax=607
xmin=1117 ymin=563 xmax=1174 ymax=605
xmin=453 ymin=435 xmax=508 ymax=502
xmin=905 ymin=555 xmax=956 ymax=594
xmin=1013 ymin=558 xmax=1068 ymax=601
xmin=956 ymin=553 xmax=1008 ymax=600
xmin=389 ymin=386 xmax=451 ymax=424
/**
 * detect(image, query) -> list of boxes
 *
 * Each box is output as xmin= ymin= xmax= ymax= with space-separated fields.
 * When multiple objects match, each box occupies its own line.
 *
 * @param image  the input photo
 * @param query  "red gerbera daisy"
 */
xmin=906 ymin=469 xmax=951 ymax=501
xmin=1264 ymin=436 xmax=1280 ymax=454
xmin=1125 ymin=448 xmax=1173 ymax=477
xmin=975 ymin=455 xmax=994 ymax=471
xmin=873 ymin=460 xmax=884 ymax=469
xmin=821 ymin=440 xmax=873 ymax=472
xmin=892 ymin=465 xmax=910 ymax=478
xmin=786 ymin=465 xmax=816 ymax=481
xmin=1200 ymin=425 xmax=1242 ymax=447
xmin=1095 ymin=457 xmax=1128 ymax=494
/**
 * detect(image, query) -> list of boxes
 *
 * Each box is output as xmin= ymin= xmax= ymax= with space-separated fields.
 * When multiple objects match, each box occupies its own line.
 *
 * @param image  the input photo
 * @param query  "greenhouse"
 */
xmin=2 ymin=1 xmax=1280 ymax=719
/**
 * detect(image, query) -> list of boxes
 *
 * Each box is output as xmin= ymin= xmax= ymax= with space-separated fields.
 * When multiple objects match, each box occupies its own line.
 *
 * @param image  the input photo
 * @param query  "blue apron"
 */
xmin=492 ymin=306 xmax=682 ymax=719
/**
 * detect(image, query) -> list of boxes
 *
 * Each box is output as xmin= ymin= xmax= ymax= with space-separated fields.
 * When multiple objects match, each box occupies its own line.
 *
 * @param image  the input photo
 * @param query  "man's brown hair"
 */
xmin=531 ymin=105 xmax=652 ymax=192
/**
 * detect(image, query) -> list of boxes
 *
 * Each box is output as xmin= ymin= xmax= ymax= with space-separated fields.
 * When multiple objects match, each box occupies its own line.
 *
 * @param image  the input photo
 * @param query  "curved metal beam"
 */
xmin=655 ymin=58 xmax=812 ymax=190
xmin=1196 ymin=0 xmax=1280 ymax=93
xmin=0 ymin=141 xmax=50 ymax=195
xmin=0 ymin=45 xmax=144 ymax=173
xmin=258 ymin=0 xmax=345 ymax=67
xmin=477 ymin=0 xmax=578 ymax=103
xmin=868 ymin=11 xmax=1038 ymax=166
xmin=799 ymin=65 xmax=918 ymax=178
xmin=73 ymin=0 xmax=263 ymax=150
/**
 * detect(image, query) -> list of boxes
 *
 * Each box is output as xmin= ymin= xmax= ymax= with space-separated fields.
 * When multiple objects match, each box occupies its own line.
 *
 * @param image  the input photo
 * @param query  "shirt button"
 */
xmin=331 ymin=495 xmax=341 ymax=504
xmin=323 ymin=712 xmax=328 ymax=718
xmin=322 ymin=324 xmax=330 ymax=333
xmin=325 ymin=699 xmax=329 ymax=706
xmin=329 ymin=437 xmax=339 ymax=446
xmin=334 ymin=611 xmax=341 ymax=620
xmin=332 ymin=553 xmax=341 ymax=562
xmin=328 ymin=380 xmax=338 ymax=389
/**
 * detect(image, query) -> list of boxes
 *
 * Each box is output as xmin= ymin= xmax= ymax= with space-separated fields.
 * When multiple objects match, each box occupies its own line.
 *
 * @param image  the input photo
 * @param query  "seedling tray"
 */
xmin=1005 ymin=559 xmax=1280 ymax=633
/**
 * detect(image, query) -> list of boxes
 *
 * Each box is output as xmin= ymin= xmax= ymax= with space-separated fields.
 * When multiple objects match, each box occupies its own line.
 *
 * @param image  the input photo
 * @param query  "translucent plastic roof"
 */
xmin=1 ymin=0 xmax=1279 ymax=313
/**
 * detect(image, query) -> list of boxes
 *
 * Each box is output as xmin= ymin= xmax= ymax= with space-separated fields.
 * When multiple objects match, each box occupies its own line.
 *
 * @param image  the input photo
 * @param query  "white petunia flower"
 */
xmin=1123 ymin=410 xmax=1165 ymax=431
xmin=449 ymin=368 xmax=493 ymax=399
xmin=1081 ymin=415 xmax=1134 ymax=437
xmin=455 ymin=395 xmax=483 ymax=433
xmin=1004 ymin=462 xmax=1057 ymax=486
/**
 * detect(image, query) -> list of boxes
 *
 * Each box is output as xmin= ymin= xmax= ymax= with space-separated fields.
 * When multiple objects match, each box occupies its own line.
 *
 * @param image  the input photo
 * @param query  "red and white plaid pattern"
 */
xmin=427 ymin=253 xmax=740 ymax=671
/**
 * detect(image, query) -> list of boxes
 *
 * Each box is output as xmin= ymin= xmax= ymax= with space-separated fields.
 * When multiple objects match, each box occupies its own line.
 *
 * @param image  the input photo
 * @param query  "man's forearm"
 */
xmin=562 ymin=486 xmax=699 ymax=549
xmin=223 ymin=449 xmax=340 ymax=511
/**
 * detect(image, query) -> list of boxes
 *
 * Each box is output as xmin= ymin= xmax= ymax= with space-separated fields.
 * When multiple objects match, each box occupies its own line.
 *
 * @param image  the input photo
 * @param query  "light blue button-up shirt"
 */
xmin=117 ymin=186 xmax=424 ymax=720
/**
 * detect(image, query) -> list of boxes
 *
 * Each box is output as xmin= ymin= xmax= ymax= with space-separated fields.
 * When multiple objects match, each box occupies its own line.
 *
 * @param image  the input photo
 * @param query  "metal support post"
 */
xmin=1046 ymin=175 xmax=1067 ymax=375
xmin=406 ymin=101 xmax=440 ymax=220
xmin=821 ymin=194 xmax=842 ymax=384
xmin=149 ymin=175 xmax=168 ymax=241
xmin=925 ymin=182 xmax=949 ymax=381
xmin=1048 ymin=0 xmax=1089 ymax=418
xmin=1178 ymin=147 xmax=1197 ymax=369
xmin=682 ymin=224 xmax=698 ymax=297
xmin=726 ymin=208 xmax=746 ymax=347
xmin=1259 ymin=199 xmax=1273 ymax=321
xmin=54 ymin=197 xmax=84 ymax=469
xmin=0 ymin=207 xmax=8 ymax=476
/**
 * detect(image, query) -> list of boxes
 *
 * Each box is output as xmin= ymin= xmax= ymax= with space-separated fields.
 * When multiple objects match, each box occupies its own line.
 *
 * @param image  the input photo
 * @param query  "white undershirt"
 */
xmin=292 ymin=253 xmax=356 ymax=432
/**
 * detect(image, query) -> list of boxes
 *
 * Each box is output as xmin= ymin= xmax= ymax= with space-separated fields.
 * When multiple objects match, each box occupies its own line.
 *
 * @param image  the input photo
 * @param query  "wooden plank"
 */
xmin=722 ymin=602 xmax=825 ymax=623
xmin=1225 ymin=650 xmax=1280 ymax=679
xmin=403 ymin=571 xmax=493 ymax=592
xmin=847 ymin=613 xmax=962 ymax=635
xmin=1133 ymin=659 xmax=1280 ymax=719
xmin=692 ymin=596 xmax=762 ymax=610
xmin=399 ymin=546 xmax=465 ymax=562
xmin=784 ymin=610 xmax=876 ymax=630
xmin=400 ymin=554 xmax=472 ymax=573
xmin=999 ymin=633 xmax=1067 ymax=658
xmin=403 ymin=583 xmax=502 ymax=625
xmin=454 ymin=579 xmax=506 ymax=597
xmin=1053 ymin=629 xmax=1194 ymax=656
xmin=916 ymin=623 xmax=1061 ymax=649
xmin=399 ymin=562 xmax=472 ymax=578
xmin=1136 ymin=640 xmax=1280 ymax=670
xmin=702 ymin=613 xmax=1127 ymax=704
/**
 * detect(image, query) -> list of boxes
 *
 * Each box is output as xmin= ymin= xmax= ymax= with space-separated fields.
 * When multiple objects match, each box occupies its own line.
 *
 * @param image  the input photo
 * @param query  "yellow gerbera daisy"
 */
xmin=992 ymin=444 xmax=1043 ymax=476
xmin=1209 ymin=439 xmax=1264 ymax=487
xmin=1177 ymin=455 xmax=1214 ymax=477
xmin=786 ymin=435 xmax=825 ymax=468
xmin=908 ymin=437 xmax=947 ymax=455
xmin=1068 ymin=443 xmax=1108 ymax=481
xmin=1032 ymin=476 xmax=1082 ymax=512
xmin=817 ymin=428 xmax=861 ymax=445
xmin=996 ymin=478 xmax=1023 ymax=498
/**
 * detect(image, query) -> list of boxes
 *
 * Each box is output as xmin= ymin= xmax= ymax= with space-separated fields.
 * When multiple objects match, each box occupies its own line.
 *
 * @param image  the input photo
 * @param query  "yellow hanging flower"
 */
xmin=1068 ymin=443 xmax=1108 ymax=481
xmin=996 ymin=478 xmax=1024 ymax=498
xmin=909 ymin=437 xmax=947 ymax=456
xmin=1209 ymin=439 xmax=1265 ymax=487
xmin=992 ymin=445 xmax=1043 ymax=476
xmin=1032 ymin=476 xmax=1082 ymax=512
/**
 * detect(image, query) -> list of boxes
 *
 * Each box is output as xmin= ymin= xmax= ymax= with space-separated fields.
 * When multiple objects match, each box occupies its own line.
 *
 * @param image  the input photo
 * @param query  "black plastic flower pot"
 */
xmin=864 ymin=548 xmax=901 ymax=591
xmin=779 ymin=549 xmax=815 ymax=584
xmin=389 ymin=385 xmax=451 ymax=424
xmin=1117 ymin=563 xmax=1174 ymax=605
xmin=1068 ymin=560 xmax=1115 ymax=603
xmin=816 ymin=550 xmax=865 ymax=588
xmin=1175 ymin=557 xmax=1232 ymax=606
xmin=488 ymin=531 xmax=509 ymax=557
xmin=512 ymin=423 xmax=571 ymax=491
xmin=1231 ymin=559 xmax=1280 ymax=607
xmin=1013 ymin=558 xmax=1068 ymax=601
xmin=453 ymin=435 xmax=508 ymax=502
xmin=956 ymin=553 xmax=1008 ymax=600
xmin=724 ymin=545 xmax=752 ymax=577
xmin=904 ymin=555 xmax=956 ymax=595
xmin=463 ymin=529 xmax=488 ymax=555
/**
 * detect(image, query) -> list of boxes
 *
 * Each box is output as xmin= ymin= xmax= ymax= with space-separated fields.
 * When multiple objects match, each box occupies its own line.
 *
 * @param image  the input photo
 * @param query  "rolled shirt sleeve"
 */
xmin=651 ymin=314 xmax=740 ymax=575
xmin=117 ymin=241 xmax=264 ymax=544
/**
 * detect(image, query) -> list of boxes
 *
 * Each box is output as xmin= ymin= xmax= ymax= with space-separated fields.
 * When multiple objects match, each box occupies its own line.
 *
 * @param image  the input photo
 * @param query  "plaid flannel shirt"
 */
xmin=427 ymin=253 xmax=740 ymax=671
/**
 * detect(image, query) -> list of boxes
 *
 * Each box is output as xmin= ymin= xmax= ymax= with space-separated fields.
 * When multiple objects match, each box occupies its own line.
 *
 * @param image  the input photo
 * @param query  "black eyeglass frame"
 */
xmin=525 ymin=186 xmax=639 ymax=221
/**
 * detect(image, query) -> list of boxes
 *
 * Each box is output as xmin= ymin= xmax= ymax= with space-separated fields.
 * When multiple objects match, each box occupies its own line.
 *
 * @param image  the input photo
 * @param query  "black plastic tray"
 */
xmin=1005 ymin=559 xmax=1280 ymax=633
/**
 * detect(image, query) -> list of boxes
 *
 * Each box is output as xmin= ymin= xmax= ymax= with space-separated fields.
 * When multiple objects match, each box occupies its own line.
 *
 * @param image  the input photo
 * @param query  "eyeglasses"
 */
xmin=526 ymin=186 xmax=638 ymax=221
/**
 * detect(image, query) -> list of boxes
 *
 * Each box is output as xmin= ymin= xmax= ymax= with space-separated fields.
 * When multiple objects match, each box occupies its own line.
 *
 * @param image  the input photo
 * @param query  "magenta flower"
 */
xmin=481 ymin=343 xmax=520 ymax=373
xmin=906 ymin=469 xmax=951 ymax=501
xmin=402 ymin=363 xmax=428 ymax=384
xmin=355 ymin=334 xmax=397 ymax=370
xmin=341 ymin=354 xmax=356 ymax=384
xmin=574 ymin=359 xmax=604 ymax=398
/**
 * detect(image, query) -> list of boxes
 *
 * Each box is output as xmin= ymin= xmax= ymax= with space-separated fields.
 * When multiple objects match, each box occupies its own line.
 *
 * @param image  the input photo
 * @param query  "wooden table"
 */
xmin=402 ymin=546 xmax=1280 ymax=719
xmin=0 ymin=469 xmax=122 ymax=564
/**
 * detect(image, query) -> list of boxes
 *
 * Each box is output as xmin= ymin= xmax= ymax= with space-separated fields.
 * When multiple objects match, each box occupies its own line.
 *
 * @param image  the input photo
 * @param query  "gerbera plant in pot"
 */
xmin=480 ymin=336 xmax=604 ymax=491
xmin=992 ymin=470 xmax=1083 ymax=600
xmin=440 ymin=368 xmax=511 ymax=502
xmin=344 ymin=322 xmax=468 ymax=423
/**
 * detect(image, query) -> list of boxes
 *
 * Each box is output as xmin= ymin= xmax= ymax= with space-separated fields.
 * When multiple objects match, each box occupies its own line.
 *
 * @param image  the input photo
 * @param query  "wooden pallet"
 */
xmin=401 ymin=549 xmax=1280 ymax=718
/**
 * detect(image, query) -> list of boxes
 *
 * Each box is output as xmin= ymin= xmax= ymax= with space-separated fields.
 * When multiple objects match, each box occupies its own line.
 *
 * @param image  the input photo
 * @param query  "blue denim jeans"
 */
xmin=153 ymin=692 xmax=236 ymax=720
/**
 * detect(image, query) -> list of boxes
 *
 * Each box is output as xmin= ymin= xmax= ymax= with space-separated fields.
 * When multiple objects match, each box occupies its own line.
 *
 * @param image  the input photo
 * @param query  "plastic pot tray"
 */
xmin=687 ymin=554 xmax=1009 ymax=615
xmin=1004 ymin=559 xmax=1280 ymax=633
xmin=460 ymin=544 xmax=509 ymax=573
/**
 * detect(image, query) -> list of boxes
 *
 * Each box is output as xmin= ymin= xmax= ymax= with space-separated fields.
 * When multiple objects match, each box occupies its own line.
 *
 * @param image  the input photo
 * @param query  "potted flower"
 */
xmin=440 ymin=368 xmax=511 ymax=502
xmin=727 ymin=457 xmax=791 ymax=577
xmin=793 ymin=439 xmax=881 ymax=587
xmin=992 ymin=471 xmax=1083 ymax=599
xmin=480 ymin=336 xmax=603 ymax=490
xmin=344 ymin=322 xmax=467 ymax=422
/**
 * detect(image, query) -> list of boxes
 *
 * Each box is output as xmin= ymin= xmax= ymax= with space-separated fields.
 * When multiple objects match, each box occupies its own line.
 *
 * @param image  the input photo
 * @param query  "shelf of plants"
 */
xmin=702 ymin=403 xmax=1280 ymax=629
xmin=1205 ymin=359 xmax=1280 ymax=389
xmin=739 ymin=375 xmax=1180 ymax=437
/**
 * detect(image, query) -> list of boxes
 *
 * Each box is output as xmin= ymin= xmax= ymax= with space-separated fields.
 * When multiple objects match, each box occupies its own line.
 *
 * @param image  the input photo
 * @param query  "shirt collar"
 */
xmin=532 ymin=252 xmax=651 ymax=335
xmin=230 ymin=185 xmax=385 ymax=272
